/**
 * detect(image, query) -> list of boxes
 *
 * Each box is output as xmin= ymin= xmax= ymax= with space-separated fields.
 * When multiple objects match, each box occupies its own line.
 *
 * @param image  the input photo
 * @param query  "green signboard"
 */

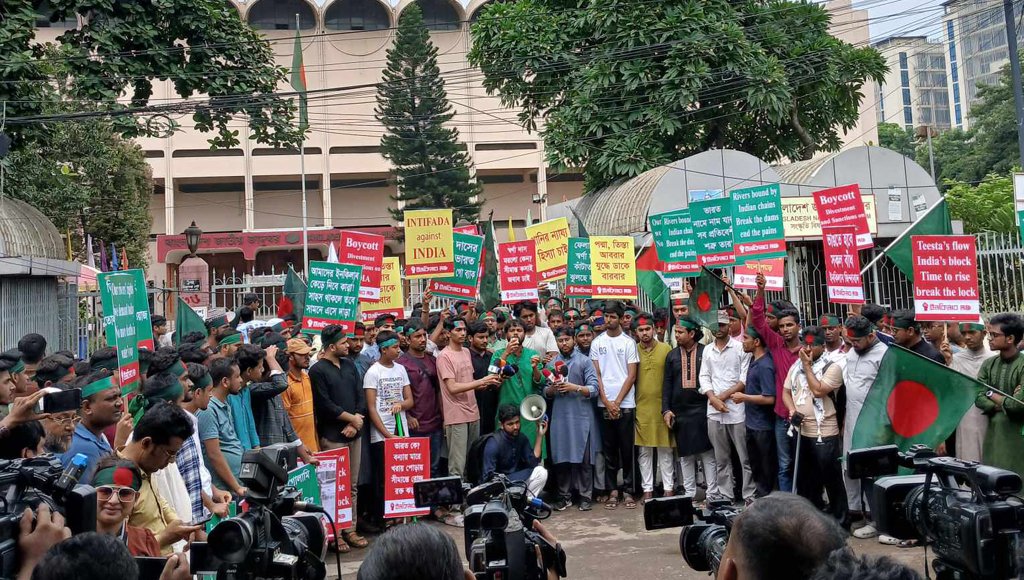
xmin=730 ymin=183 xmax=786 ymax=263
xmin=565 ymin=237 xmax=592 ymax=298
xmin=429 ymin=232 xmax=484 ymax=299
xmin=287 ymin=463 xmax=321 ymax=506
xmin=648 ymin=209 xmax=699 ymax=277
xmin=302 ymin=261 xmax=362 ymax=335
xmin=690 ymin=197 xmax=735 ymax=268
xmin=99 ymin=270 xmax=150 ymax=391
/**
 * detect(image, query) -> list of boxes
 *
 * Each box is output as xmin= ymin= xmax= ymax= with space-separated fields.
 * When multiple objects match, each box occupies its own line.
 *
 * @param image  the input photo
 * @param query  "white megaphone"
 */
xmin=520 ymin=394 xmax=547 ymax=422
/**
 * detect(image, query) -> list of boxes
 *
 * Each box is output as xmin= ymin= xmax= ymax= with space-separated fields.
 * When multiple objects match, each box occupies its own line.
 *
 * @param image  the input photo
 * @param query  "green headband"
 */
xmin=745 ymin=326 xmax=761 ymax=341
xmin=401 ymin=326 xmax=419 ymax=337
xmin=818 ymin=315 xmax=841 ymax=327
xmin=10 ymin=360 xmax=25 ymax=374
xmin=452 ymin=320 xmax=466 ymax=329
xmin=845 ymin=325 xmax=872 ymax=339
xmin=576 ymin=323 xmax=592 ymax=333
xmin=206 ymin=315 xmax=228 ymax=328
xmin=93 ymin=465 xmax=142 ymax=491
xmin=891 ymin=318 xmax=918 ymax=330
xmin=193 ymin=372 xmax=212 ymax=390
xmin=676 ymin=319 xmax=699 ymax=330
xmin=802 ymin=331 xmax=826 ymax=346
xmin=394 ymin=325 xmax=405 ymax=335
xmin=167 ymin=360 xmax=186 ymax=378
xmin=219 ymin=333 xmax=242 ymax=347
xmin=83 ymin=375 xmax=115 ymax=398
xmin=960 ymin=322 xmax=985 ymax=332
xmin=378 ymin=338 xmax=399 ymax=348
xmin=129 ymin=378 xmax=183 ymax=426
xmin=92 ymin=357 xmax=119 ymax=372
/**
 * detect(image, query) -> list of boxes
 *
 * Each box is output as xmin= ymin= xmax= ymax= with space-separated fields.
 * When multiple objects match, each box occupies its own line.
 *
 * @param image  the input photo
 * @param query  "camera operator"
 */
xmin=28 ymin=531 xmax=190 ymax=580
xmin=16 ymin=504 xmax=70 ymax=580
xmin=482 ymin=405 xmax=548 ymax=496
xmin=0 ymin=420 xmax=45 ymax=460
xmin=717 ymin=492 xmax=846 ymax=580
xmin=808 ymin=547 xmax=922 ymax=580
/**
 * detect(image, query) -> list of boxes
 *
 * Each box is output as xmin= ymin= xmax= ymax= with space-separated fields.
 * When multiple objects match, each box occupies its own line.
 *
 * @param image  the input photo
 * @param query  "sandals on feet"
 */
xmin=624 ymin=494 xmax=638 ymax=509
xmin=604 ymin=493 xmax=620 ymax=510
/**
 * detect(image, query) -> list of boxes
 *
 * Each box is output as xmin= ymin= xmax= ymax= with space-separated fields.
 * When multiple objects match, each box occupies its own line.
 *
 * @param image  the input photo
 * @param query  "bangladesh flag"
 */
xmin=687 ymin=267 xmax=725 ymax=328
xmin=291 ymin=28 xmax=308 ymax=130
xmin=479 ymin=215 xmax=500 ymax=309
xmin=636 ymin=245 xmax=670 ymax=309
xmin=277 ymin=266 xmax=307 ymax=319
xmin=850 ymin=345 xmax=980 ymax=452
xmin=174 ymin=298 xmax=207 ymax=345
xmin=885 ymin=199 xmax=951 ymax=279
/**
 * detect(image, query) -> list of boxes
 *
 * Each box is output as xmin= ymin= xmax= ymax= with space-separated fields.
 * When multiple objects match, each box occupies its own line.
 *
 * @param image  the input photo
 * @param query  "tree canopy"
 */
xmin=469 ymin=0 xmax=887 ymax=190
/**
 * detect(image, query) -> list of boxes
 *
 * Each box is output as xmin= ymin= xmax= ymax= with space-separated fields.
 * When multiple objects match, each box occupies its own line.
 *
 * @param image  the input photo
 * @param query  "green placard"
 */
xmin=287 ymin=463 xmax=321 ymax=505
xmin=430 ymin=232 xmax=484 ymax=299
xmin=690 ymin=197 xmax=735 ymax=267
xmin=302 ymin=261 xmax=362 ymax=335
xmin=99 ymin=270 xmax=146 ymax=390
xmin=565 ymin=237 xmax=592 ymax=298
xmin=730 ymin=183 xmax=786 ymax=263
xmin=648 ymin=209 xmax=699 ymax=277
xmin=204 ymin=501 xmax=238 ymax=534
xmin=1018 ymin=209 xmax=1024 ymax=244
xmin=102 ymin=268 xmax=154 ymax=351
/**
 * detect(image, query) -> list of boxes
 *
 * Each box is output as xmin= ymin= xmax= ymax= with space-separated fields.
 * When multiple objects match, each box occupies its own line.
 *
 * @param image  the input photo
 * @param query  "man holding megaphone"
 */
xmin=489 ymin=319 xmax=547 ymax=457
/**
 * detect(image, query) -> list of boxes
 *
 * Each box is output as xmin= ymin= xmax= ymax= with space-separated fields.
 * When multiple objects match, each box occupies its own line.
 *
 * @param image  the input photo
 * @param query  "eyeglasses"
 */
xmin=161 ymin=447 xmax=180 ymax=460
xmin=96 ymin=486 xmax=137 ymax=503
xmin=51 ymin=415 xmax=81 ymax=427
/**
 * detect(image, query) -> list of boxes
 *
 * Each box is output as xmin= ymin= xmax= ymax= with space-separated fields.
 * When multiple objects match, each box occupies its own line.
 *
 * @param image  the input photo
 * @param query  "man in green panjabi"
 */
xmin=490 ymin=318 xmax=545 ymax=457
xmin=976 ymin=313 xmax=1024 ymax=478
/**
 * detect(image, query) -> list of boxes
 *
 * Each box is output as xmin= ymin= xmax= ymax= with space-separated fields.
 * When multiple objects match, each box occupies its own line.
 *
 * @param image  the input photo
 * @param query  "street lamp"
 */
xmin=184 ymin=221 xmax=203 ymax=257
xmin=915 ymin=125 xmax=938 ymax=181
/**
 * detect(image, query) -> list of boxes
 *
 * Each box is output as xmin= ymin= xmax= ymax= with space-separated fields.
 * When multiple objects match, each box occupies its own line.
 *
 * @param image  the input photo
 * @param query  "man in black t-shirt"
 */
xmin=891 ymin=309 xmax=945 ymax=364
xmin=467 ymin=322 xmax=498 ymax=434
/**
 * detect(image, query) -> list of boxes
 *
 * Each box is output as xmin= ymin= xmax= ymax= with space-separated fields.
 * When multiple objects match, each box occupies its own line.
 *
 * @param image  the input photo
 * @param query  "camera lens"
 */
xmin=680 ymin=524 xmax=729 ymax=573
xmin=209 ymin=516 xmax=255 ymax=564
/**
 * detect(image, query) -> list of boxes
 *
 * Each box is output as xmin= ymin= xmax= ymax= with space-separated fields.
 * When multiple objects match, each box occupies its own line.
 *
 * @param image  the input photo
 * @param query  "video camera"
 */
xmin=643 ymin=496 xmax=738 ymax=576
xmin=0 ymin=453 xmax=96 ymax=579
xmin=849 ymin=444 xmax=1024 ymax=580
xmin=414 ymin=475 xmax=567 ymax=580
xmin=197 ymin=444 xmax=328 ymax=580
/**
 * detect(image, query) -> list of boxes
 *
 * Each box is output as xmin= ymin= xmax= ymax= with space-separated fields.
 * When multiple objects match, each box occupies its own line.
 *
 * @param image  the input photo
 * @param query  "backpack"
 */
xmin=465 ymin=432 xmax=499 ymax=486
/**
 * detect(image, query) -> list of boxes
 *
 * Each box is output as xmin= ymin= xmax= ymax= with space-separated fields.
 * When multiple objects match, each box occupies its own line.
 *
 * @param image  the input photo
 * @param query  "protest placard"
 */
xmin=734 ymin=258 xmax=785 ymax=291
xmin=302 ymin=261 xmax=362 ymax=334
xmin=525 ymin=217 xmax=571 ymax=281
xmin=813 ymin=185 xmax=873 ymax=249
xmin=315 ymin=447 xmax=353 ymax=531
xmin=453 ymin=223 xmax=479 ymax=235
xmin=822 ymin=226 xmax=865 ymax=304
xmin=102 ymin=268 xmax=154 ymax=352
xmin=648 ymin=209 xmax=699 ymax=277
xmin=99 ymin=270 xmax=148 ymax=391
xmin=429 ymin=233 xmax=484 ymax=299
xmin=590 ymin=236 xmax=638 ymax=299
xmin=781 ymin=197 xmax=876 ymax=238
xmin=340 ymin=231 xmax=385 ymax=300
xmin=498 ymin=240 xmax=539 ymax=303
xmin=287 ymin=463 xmax=321 ymax=506
xmin=360 ymin=257 xmax=403 ymax=323
xmin=912 ymin=235 xmax=979 ymax=321
xmin=565 ymin=237 xmax=592 ymax=298
xmin=690 ymin=197 xmax=735 ymax=267
xmin=731 ymin=183 xmax=786 ymax=263
xmin=404 ymin=209 xmax=454 ymax=278
xmin=383 ymin=437 xmax=431 ymax=518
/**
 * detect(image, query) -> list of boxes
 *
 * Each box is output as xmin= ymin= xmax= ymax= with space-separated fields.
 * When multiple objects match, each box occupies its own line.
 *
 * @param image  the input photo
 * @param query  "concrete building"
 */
xmin=873 ymin=36 xmax=951 ymax=130
xmin=826 ymin=0 xmax=880 ymax=149
xmin=942 ymin=0 xmax=1023 ymax=129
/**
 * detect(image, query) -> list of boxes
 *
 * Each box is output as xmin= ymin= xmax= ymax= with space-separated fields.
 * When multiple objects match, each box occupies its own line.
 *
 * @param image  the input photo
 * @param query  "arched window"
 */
xmin=416 ymin=0 xmax=459 ymax=32
xmin=247 ymin=0 xmax=316 ymax=31
xmin=469 ymin=1 xmax=495 ymax=24
xmin=324 ymin=0 xmax=390 ymax=31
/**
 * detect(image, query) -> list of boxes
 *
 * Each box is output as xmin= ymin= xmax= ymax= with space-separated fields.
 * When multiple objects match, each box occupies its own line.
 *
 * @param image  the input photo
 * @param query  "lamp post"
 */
xmin=915 ymin=125 xmax=937 ymax=181
xmin=184 ymin=221 xmax=203 ymax=257
xmin=179 ymin=221 xmax=210 ymax=312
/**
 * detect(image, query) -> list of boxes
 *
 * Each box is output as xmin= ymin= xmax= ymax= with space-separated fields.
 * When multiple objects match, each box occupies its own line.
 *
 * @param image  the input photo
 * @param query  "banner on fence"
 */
xmin=813 ymin=185 xmax=874 ymax=250
xmin=404 ymin=209 xmax=455 ymax=278
xmin=590 ymin=236 xmax=638 ymax=299
xmin=314 ymin=447 xmax=353 ymax=531
xmin=734 ymin=258 xmax=785 ymax=291
xmin=340 ymin=231 xmax=385 ymax=301
xmin=649 ymin=209 xmax=700 ymax=277
xmin=691 ymin=197 xmax=735 ymax=267
xmin=565 ymin=238 xmax=592 ymax=298
xmin=731 ymin=183 xmax=786 ymax=263
xmin=303 ymin=261 xmax=362 ymax=333
xmin=912 ymin=235 xmax=980 ymax=321
xmin=99 ymin=270 xmax=149 ymax=391
xmin=822 ymin=226 xmax=865 ymax=304
xmin=429 ymin=233 xmax=484 ymax=299
xmin=499 ymin=240 xmax=539 ymax=303
xmin=361 ymin=257 xmax=403 ymax=322
xmin=383 ymin=437 xmax=431 ymax=518
xmin=525 ymin=217 xmax=571 ymax=282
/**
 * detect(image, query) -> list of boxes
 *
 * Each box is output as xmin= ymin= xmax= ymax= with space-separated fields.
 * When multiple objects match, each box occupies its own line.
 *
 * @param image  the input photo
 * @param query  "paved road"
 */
xmin=326 ymin=506 xmax=931 ymax=579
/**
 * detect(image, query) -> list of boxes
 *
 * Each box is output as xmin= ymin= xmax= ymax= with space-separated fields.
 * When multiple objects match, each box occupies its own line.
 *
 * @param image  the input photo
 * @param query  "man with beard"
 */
xmin=891 ymin=309 xmax=944 ymax=364
xmin=482 ymin=405 xmax=549 ymax=496
xmin=732 ymin=326 xmax=776 ymax=499
xmin=516 ymin=301 xmax=558 ymax=363
xmin=952 ymin=322 xmax=992 ymax=462
xmin=41 ymin=381 xmax=77 ymax=454
xmin=284 ymin=340 xmax=320 ymax=454
xmin=976 ymin=313 xmax=1024 ymax=479
xmin=633 ymin=313 xmax=674 ymax=502
xmin=468 ymin=321 xmax=499 ymax=435
xmin=204 ymin=313 xmax=231 ymax=353
xmin=397 ymin=322 xmax=444 ymax=479
xmin=574 ymin=322 xmax=596 ymax=356
xmin=490 ymin=320 xmax=545 ymax=447
xmin=63 ymin=369 xmax=123 ymax=484
xmin=819 ymin=315 xmax=847 ymax=363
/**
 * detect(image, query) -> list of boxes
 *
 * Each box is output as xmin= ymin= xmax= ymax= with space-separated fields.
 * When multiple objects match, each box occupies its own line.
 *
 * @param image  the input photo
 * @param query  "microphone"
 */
xmin=553 ymin=360 xmax=569 ymax=378
xmin=488 ymin=358 xmax=509 ymax=375
xmin=501 ymin=363 xmax=519 ymax=378
xmin=541 ymin=368 xmax=555 ymax=385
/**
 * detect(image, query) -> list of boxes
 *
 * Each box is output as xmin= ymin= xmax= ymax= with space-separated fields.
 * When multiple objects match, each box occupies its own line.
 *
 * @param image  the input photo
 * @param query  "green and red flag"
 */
xmin=479 ymin=214 xmax=500 ymax=309
xmin=687 ymin=267 xmax=725 ymax=328
xmin=277 ymin=266 xmax=307 ymax=319
xmin=883 ymin=199 xmax=951 ymax=279
xmin=850 ymin=345 xmax=980 ymax=452
xmin=636 ymin=244 xmax=670 ymax=309
xmin=174 ymin=297 xmax=207 ymax=346
xmin=291 ymin=28 xmax=308 ymax=130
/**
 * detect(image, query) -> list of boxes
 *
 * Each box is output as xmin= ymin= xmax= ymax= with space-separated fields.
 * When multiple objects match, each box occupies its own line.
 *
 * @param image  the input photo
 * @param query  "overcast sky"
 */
xmin=860 ymin=0 xmax=947 ymax=41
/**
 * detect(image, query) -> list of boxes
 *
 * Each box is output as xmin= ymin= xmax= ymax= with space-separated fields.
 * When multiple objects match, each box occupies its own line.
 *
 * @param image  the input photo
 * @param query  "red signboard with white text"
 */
xmin=340 ymin=231 xmax=385 ymax=301
xmin=734 ymin=258 xmax=785 ymax=291
xmin=822 ymin=226 xmax=865 ymax=304
xmin=912 ymin=235 xmax=979 ymax=321
xmin=314 ymin=447 xmax=353 ymax=532
xmin=813 ymin=184 xmax=874 ymax=249
xmin=498 ymin=240 xmax=540 ymax=304
xmin=383 ymin=437 xmax=431 ymax=518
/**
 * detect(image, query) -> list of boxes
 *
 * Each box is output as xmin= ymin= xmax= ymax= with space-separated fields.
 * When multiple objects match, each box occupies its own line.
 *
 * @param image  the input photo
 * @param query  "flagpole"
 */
xmin=859 ymin=196 xmax=945 ymax=276
xmin=297 ymin=13 xmax=309 ymax=279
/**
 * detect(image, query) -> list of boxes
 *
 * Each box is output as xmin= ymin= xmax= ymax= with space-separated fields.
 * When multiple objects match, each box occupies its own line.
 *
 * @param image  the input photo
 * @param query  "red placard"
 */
xmin=314 ymin=447 xmax=353 ymax=532
xmin=822 ymin=226 xmax=865 ymax=304
xmin=453 ymin=224 xmax=479 ymax=235
xmin=912 ymin=235 xmax=979 ymax=321
xmin=813 ymin=185 xmax=874 ymax=250
xmin=383 ymin=437 xmax=431 ymax=518
xmin=340 ymin=231 xmax=385 ymax=300
xmin=498 ymin=240 xmax=540 ymax=304
xmin=734 ymin=258 xmax=785 ymax=291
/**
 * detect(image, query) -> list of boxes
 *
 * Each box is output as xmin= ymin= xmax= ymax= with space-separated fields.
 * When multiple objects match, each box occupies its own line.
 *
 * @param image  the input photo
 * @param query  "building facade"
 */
xmin=873 ymin=36 xmax=951 ymax=130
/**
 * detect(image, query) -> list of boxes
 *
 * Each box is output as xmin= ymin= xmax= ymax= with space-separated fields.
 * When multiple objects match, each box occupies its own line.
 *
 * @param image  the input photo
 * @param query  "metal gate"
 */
xmin=976 ymin=231 xmax=1024 ymax=315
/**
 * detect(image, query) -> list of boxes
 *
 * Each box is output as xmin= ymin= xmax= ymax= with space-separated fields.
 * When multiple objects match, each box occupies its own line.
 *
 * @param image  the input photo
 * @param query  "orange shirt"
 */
xmin=285 ymin=370 xmax=320 ymax=452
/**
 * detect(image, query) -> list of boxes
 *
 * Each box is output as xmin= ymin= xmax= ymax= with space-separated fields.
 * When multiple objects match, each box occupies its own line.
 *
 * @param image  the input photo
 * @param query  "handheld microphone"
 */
xmin=541 ymin=368 xmax=555 ymax=385
xmin=501 ymin=363 xmax=519 ymax=378
xmin=488 ymin=358 xmax=509 ymax=375
xmin=553 ymin=360 xmax=569 ymax=378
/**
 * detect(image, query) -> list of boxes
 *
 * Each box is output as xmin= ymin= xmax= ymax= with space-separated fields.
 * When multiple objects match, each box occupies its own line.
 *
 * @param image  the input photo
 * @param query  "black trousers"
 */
xmin=796 ymin=435 xmax=848 ymax=523
xmin=600 ymin=409 xmax=638 ymax=496
xmin=745 ymin=427 xmax=777 ymax=498
xmin=368 ymin=441 xmax=385 ymax=522
xmin=556 ymin=438 xmax=594 ymax=501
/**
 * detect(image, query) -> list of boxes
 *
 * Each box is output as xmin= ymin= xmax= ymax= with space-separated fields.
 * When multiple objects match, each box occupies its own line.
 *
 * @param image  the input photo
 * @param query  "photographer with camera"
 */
xmin=482 ymin=405 xmax=548 ymax=497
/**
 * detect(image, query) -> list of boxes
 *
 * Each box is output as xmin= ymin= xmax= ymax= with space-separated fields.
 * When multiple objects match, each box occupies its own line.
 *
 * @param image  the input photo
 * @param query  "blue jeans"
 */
xmin=774 ymin=416 xmax=795 ymax=492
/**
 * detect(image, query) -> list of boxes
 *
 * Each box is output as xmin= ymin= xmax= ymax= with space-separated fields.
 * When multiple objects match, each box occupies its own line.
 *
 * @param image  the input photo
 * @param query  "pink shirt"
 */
xmin=436 ymin=347 xmax=480 ymax=426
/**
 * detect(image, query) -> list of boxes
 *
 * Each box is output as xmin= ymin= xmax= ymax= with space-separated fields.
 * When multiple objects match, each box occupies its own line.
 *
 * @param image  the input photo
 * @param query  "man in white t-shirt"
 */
xmin=590 ymin=301 xmax=640 ymax=508
xmin=515 ymin=301 xmax=558 ymax=363
xmin=363 ymin=330 xmax=414 ymax=526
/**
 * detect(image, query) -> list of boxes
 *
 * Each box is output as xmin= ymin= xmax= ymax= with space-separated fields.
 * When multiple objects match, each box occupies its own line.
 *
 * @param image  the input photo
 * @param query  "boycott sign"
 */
xmin=99 ymin=271 xmax=147 ymax=391
xmin=822 ymin=226 xmax=865 ymax=304
xmin=340 ymin=231 xmax=385 ymax=300
xmin=361 ymin=257 xmax=403 ymax=322
xmin=383 ymin=437 xmax=431 ymax=518
xmin=912 ymin=235 xmax=979 ymax=321
xmin=499 ymin=240 xmax=539 ymax=303
xmin=813 ymin=185 xmax=873 ymax=249
xmin=429 ymin=233 xmax=484 ymax=299
xmin=404 ymin=209 xmax=454 ymax=278
xmin=590 ymin=236 xmax=638 ymax=299
xmin=781 ymin=197 xmax=876 ymax=238
xmin=315 ymin=447 xmax=353 ymax=531
xmin=303 ymin=261 xmax=362 ymax=334
xmin=565 ymin=237 xmax=592 ymax=298
xmin=649 ymin=209 xmax=699 ymax=277
xmin=691 ymin=197 xmax=735 ymax=267
xmin=731 ymin=183 xmax=786 ymax=262
xmin=734 ymin=258 xmax=785 ymax=291
xmin=525 ymin=217 xmax=571 ymax=281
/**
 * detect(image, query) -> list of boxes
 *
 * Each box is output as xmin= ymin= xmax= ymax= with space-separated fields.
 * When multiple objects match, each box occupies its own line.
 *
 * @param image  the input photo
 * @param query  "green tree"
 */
xmin=916 ymin=128 xmax=981 ymax=188
xmin=376 ymin=4 xmax=482 ymax=223
xmin=469 ymin=0 xmax=886 ymax=191
xmin=877 ymin=123 xmax=917 ymax=158
xmin=944 ymin=172 xmax=1016 ymax=234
